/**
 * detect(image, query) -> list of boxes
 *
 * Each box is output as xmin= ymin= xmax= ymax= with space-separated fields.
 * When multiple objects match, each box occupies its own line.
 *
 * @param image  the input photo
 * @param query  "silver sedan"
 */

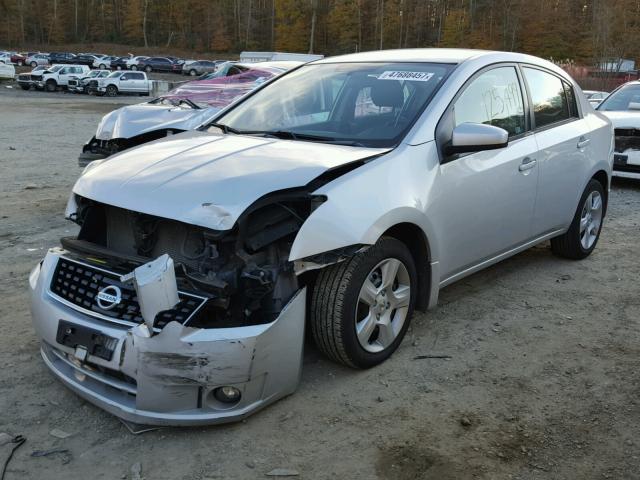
xmin=29 ymin=49 xmax=613 ymax=425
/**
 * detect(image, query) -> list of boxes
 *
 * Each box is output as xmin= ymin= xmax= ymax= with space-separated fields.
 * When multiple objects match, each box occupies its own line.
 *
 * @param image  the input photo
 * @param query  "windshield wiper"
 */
xmin=261 ymin=131 xmax=367 ymax=147
xmin=207 ymin=122 xmax=243 ymax=134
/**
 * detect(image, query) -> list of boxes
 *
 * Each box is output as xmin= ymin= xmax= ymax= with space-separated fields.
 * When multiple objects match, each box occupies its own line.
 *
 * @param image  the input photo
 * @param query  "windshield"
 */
xmin=48 ymin=65 xmax=63 ymax=72
xmin=214 ymin=62 xmax=452 ymax=147
xmin=598 ymin=84 xmax=640 ymax=111
xmin=108 ymin=71 xmax=123 ymax=78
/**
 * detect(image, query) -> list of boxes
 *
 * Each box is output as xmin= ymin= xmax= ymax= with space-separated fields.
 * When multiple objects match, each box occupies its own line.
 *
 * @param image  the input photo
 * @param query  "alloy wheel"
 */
xmin=579 ymin=191 xmax=603 ymax=250
xmin=355 ymin=258 xmax=411 ymax=353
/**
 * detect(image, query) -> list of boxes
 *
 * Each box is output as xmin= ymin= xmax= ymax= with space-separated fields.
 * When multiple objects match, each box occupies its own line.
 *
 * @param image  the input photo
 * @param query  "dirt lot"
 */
xmin=1 ymin=88 xmax=639 ymax=480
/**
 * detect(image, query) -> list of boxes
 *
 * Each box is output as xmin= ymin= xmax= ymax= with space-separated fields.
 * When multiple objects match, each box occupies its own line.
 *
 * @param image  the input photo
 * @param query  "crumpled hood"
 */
xmin=95 ymin=103 xmax=220 ymax=140
xmin=599 ymin=110 xmax=640 ymax=129
xmin=74 ymin=131 xmax=389 ymax=230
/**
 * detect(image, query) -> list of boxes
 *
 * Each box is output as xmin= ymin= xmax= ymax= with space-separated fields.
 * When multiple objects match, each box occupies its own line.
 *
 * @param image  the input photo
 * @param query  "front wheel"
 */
xmin=189 ymin=69 xmax=197 ymax=76
xmin=145 ymin=65 xmax=152 ymax=73
xmin=30 ymin=61 xmax=37 ymax=67
xmin=131 ymin=65 xmax=137 ymax=71
xmin=310 ymin=237 xmax=417 ymax=369
xmin=45 ymin=80 xmax=57 ymax=92
xmin=105 ymin=85 xmax=118 ymax=97
xmin=551 ymin=179 xmax=605 ymax=259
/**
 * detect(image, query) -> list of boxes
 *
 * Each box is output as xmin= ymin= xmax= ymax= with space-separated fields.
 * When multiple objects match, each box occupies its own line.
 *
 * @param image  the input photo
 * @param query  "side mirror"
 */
xmin=447 ymin=122 xmax=509 ymax=155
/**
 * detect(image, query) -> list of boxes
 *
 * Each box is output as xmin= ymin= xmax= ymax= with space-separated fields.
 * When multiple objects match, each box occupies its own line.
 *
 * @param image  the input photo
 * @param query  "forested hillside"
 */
xmin=0 ymin=0 xmax=638 ymax=65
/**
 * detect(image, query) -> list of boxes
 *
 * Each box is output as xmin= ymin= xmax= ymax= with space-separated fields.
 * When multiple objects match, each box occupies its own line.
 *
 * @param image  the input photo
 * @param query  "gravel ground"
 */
xmin=1 ymin=88 xmax=639 ymax=480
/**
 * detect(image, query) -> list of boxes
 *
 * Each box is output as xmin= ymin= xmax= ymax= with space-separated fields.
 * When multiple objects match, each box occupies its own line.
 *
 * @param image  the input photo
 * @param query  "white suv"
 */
xmin=39 ymin=64 xmax=91 ymax=92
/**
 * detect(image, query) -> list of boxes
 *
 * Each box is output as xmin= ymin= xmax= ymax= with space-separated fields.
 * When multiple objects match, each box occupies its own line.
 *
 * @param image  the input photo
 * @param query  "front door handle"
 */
xmin=519 ymin=157 xmax=537 ymax=172
xmin=577 ymin=137 xmax=591 ymax=149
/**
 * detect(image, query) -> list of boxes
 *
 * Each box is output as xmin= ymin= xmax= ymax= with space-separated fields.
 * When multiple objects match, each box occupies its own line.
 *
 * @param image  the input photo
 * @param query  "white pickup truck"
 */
xmin=37 ymin=64 xmax=91 ymax=91
xmin=94 ymin=71 xmax=151 ymax=96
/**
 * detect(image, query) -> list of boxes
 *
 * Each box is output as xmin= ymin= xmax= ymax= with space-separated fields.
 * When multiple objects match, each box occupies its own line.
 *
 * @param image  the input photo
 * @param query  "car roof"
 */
xmin=311 ymin=48 xmax=555 ymax=66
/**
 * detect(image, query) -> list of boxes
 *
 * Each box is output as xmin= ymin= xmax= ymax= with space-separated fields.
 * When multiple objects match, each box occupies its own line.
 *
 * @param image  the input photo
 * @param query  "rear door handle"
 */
xmin=519 ymin=157 xmax=537 ymax=172
xmin=577 ymin=137 xmax=591 ymax=149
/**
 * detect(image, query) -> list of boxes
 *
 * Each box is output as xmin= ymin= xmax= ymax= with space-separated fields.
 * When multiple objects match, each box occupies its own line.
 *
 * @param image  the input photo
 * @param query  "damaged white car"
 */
xmin=597 ymin=81 xmax=640 ymax=179
xmin=30 ymin=49 xmax=613 ymax=426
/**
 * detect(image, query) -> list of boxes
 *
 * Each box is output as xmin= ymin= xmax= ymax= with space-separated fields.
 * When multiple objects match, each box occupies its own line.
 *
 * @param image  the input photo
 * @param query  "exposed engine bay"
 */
xmin=64 ymin=192 xmax=325 ymax=330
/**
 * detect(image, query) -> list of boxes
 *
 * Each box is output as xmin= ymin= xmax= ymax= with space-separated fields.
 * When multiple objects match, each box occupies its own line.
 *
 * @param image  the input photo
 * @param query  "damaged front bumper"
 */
xmin=29 ymin=248 xmax=306 ymax=426
xmin=613 ymin=128 xmax=640 ymax=179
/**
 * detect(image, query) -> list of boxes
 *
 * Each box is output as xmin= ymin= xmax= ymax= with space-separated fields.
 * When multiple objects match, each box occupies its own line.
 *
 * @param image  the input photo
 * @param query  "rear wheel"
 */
xmin=145 ymin=65 xmax=152 ymax=73
xmin=99 ymin=63 xmax=106 ymax=69
xmin=551 ymin=179 xmax=605 ymax=259
xmin=131 ymin=65 xmax=137 ymax=71
xmin=310 ymin=237 xmax=417 ymax=368
xmin=105 ymin=85 xmax=118 ymax=97
xmin=189 ymin=69 xmax=197 ymax=76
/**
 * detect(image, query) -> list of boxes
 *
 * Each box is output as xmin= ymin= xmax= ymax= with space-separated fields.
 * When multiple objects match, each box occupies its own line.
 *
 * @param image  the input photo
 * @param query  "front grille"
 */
xmin=18 ymin=74 xmax=30 ymax=81
xmin=31 ymin=74 xmax=42 ymax=81
xmin=68 ymin=79 xmax=77 ymax=86
xmin=49 ymin=257 xmax=206 ymax=328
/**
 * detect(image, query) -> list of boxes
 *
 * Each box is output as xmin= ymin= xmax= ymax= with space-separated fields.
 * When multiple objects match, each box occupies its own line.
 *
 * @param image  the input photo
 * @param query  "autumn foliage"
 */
xmin=0 ymin=0 xmax=638 ymax=66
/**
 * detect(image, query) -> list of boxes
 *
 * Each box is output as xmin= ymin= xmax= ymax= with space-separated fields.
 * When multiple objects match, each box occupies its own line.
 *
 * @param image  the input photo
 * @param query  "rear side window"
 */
xmin=523 ymin=67 xmax=571 ymax=128
xmin=453 ymin=66 xmax=526 ymax=137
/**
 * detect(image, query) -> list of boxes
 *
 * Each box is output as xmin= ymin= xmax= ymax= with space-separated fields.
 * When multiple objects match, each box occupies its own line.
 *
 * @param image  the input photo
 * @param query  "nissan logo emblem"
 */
xmin=96 ymin=285 xmax=122 ymax=310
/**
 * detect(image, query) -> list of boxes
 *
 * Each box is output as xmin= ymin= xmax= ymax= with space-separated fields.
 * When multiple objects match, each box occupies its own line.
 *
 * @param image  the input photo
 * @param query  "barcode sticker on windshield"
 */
xmin=378 ymin=71 xmax=434 ymax=82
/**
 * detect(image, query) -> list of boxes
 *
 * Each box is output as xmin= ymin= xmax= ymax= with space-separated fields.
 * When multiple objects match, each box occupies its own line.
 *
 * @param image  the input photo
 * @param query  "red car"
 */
xmin=11 ymin=53 xmax=27 ymax=66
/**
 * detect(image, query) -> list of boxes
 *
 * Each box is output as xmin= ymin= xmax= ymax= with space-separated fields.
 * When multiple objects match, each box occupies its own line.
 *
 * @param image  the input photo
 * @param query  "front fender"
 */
xmin=288 ymin=142 xmax=440 ymax=264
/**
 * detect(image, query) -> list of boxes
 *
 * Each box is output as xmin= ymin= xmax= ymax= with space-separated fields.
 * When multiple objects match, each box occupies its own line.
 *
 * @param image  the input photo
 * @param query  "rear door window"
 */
xmin=523 ymin=67 xmax=571 ymax=128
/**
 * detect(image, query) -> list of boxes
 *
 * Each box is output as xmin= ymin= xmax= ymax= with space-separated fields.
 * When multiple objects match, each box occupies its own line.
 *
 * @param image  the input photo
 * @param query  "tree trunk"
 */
xmin=309 ymin=0 xmax=317 ymax=54
xmin=143 ymin=0 xmax=149 ymax=47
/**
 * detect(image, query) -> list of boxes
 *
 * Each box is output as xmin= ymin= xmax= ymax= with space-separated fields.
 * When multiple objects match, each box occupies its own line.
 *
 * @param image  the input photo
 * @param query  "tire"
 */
xmin=20 ymin=85 xmax=29 ymax=91
xmin=30 ymin=61 xmax=37 ymax=67
xmin=551 ymin=179 xmax=605 ymax=260
xmin=17 ymin=60 xmax=23 ymax=66
xmin=45 ymin=80 xmax=57 ymax=92
xmin=310 ymin=237 xmax=417 ymax=369
xmin=99 ymin=63 xmax=106 ymax=69
xmin=105 ymin=85 xmax=118 ymax=97
xmin=117 ymin=65 xmax=122 ymax=70
xmin=131 ymin=65 xmax=137 ymax=71
xmin=189 ymin=69 xmax=197 ymax=76
xmin=145 ymin=65 xmax=152 ymax=73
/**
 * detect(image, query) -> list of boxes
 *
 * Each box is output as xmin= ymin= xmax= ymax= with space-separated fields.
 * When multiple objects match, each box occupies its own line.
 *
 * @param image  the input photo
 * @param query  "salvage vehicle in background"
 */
xmin=183 ymin=60 xmax=219 ymax=76
xmin=136 ymin=56 xmax=183 ymax=73
xmin=92 ymin=70 xmax=151 ymax=96
xmin=584 ymin=90 xmax=608 ymax=107
xmin=73 ymin=54 xmax=101 ymax=67
xmin=125 ymin=55 xmax=148 ymax=70
xmin=0 ymin=52 xmax=10 ymax=64
xmin=68 ymin=70 xmax=111 ymax=93
xmin=93 ymin=55 xmax=117 ymax=69
xmin=9 ymin=52 xmax=26 ymax=65
xmin=79 ymin=62 xmax=299 ymax=164
xmin=16 ymin=65 xmax=48 ymax=89
xmin=597 ymin=81 xmax=640 ymax=179
xmin=31 ymin=49 xmax=612 ymax=426
xmin=0 ymin=62 xmax=15 ymax=79
xmin=26 ymin=53 xmax=49 ymax=67
xmin=38 ymin=64 xmax=91 ymax=91
xmin=47 ymin=52 xmax=77 ymax=64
